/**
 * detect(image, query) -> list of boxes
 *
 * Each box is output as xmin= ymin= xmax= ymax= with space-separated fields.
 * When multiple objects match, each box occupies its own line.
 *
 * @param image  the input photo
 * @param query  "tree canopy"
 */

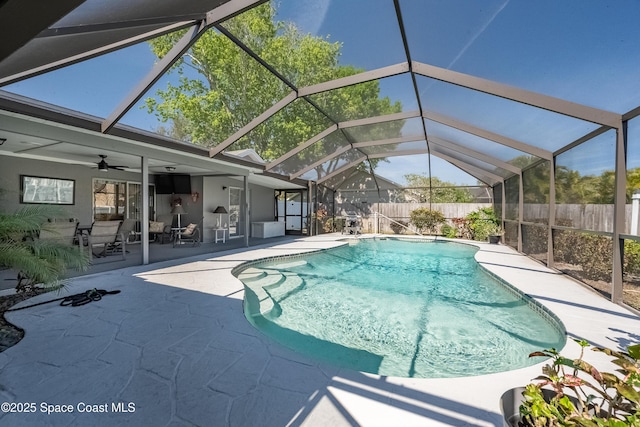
xmin=403 ymin=174 xmax=474 ymax=203
xmin=145 ymin=3 xmax=402 ymax=179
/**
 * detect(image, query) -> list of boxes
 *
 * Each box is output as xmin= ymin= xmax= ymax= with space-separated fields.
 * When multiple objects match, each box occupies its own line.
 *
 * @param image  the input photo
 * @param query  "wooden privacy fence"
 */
xmin=333 ymin=202 xmax=640 ymax=235
xmin=335 ymin=203 xmax=491 ymax=234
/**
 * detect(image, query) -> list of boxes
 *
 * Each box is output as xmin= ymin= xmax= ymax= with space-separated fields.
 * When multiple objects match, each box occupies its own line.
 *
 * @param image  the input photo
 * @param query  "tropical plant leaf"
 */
xmin=615 ymin=383 xmax=640 ymax=404
xmin=628 ymin=345 xmax=640 ymax=361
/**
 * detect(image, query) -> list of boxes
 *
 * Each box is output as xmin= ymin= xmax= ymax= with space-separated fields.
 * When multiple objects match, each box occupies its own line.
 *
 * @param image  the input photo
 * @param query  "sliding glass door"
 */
xmin=229 ymin=187 xmax=246 ymax=238
xmin=93 ymin=179 xmax=154 ymax=227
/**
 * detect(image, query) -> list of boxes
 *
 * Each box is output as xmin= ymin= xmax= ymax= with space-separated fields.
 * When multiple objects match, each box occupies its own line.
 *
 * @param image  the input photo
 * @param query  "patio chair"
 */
xmin=149 ymin=214 xmax=174 ymax=244
xmin=117 ymin=218 xmax=138 ymax=244
xmin=39 ymin=220 xmax=78 ymax=244
xmin=173 ymin=218 xmax=202 ymax=247
xmin=88 ymin=220 xmax=125 ymax=261
xmin=107 ymin=218 xmax=138 ymax=254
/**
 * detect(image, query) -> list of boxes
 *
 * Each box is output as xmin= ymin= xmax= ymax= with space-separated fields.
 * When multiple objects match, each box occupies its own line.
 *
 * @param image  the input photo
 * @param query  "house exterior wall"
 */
xmin=202 ymin=177 xmax=277 ymax=243
xmin=1 ymin=157 xmax=279 ymax=244
xmin=0 ymin=155 xmax=140 ymax=225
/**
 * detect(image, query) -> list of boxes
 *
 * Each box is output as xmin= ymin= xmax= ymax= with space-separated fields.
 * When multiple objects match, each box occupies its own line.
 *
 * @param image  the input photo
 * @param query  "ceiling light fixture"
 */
xmin=98 ymin=158 xmax=109 ymax=172
xmin=165 ymin=166 xmax=176 ymax=172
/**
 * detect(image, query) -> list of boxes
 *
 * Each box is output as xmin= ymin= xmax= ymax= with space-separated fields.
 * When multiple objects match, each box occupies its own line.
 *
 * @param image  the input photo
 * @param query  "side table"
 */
xmin=214 ymin=228 xmax=226 ymax=243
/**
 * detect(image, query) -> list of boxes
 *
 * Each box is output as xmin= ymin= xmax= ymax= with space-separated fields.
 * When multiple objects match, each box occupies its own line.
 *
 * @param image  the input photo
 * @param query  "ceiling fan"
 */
xmin=95 ymin=155 xmax=128 ymax=172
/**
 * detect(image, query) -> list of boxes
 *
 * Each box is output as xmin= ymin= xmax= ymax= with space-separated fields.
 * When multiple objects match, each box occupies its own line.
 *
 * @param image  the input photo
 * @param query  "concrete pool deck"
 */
xmin=0 ymin=234 xmax=639 ymax=426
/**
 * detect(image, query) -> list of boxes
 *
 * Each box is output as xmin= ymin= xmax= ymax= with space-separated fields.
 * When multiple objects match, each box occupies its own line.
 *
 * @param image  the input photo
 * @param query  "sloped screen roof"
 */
xmin=1 ymin=0 xmax=639 ymax=191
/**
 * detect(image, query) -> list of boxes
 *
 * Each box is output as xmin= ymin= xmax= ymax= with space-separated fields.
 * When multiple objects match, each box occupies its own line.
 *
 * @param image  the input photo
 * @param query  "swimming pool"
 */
xmin=237 ymin=238 xmax=566 ymax=378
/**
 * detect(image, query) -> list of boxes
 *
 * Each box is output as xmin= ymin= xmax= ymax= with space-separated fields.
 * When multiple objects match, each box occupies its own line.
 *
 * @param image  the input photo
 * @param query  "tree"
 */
xmin=403 ymin=174 xmax=474 ymax=203
xmin=145 ymin=3 xmax=403 ymax=179
xmin=0 ymin=204 xmax=89 ymax=293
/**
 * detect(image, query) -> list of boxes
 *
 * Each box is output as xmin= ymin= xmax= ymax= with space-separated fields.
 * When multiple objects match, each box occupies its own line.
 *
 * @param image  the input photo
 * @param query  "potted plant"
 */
xmin=501 ymin=339 xmax=640 ymax=426
xmin=488 ymin=224 xmax=503 ymax=244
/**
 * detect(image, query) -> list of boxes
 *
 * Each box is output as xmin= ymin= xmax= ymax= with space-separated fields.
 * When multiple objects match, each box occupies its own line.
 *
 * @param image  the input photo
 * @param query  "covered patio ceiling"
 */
xmin=1 ymin=0 xmax=639 ymax=191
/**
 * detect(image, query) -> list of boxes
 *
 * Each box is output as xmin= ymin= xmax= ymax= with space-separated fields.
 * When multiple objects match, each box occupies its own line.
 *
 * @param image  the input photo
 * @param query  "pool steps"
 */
xmin=238 ymin=263 xmax=307 ymax=318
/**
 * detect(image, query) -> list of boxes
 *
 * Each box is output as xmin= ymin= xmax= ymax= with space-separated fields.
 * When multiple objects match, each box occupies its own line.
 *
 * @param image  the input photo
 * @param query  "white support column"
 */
xmin=612 ymin=122 xmax=627 ymax=303
xmin=547 ymin=159 xmax=556 ymax=268
xmin=518 ymin=173 xmax=524 ymax=253
xmin=141 ymin=156 xmax=149 ymax=265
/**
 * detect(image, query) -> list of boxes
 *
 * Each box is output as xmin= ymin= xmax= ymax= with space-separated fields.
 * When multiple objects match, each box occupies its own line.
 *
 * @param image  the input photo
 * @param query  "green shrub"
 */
xmin=409 ymin=208 xmax=445 ymax=235
xmin=440 ymin=224 xmax=458 ymax=238
xmin=451 ymin=218 xmax=472 ymax=239
xmin=465 ymin=207 xmax=500 ymax=241
xmin=553 ymin=231 xmax=640 ymax=284
xmin=625 ymin=240 xmax=640 ymax=277
xmin=389 ymin=220 xmax=408 ymax=234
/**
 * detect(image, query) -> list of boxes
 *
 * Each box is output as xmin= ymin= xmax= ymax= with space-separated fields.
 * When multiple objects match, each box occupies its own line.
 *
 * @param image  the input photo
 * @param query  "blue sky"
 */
xmin=5 ymin=0 xmax=640 ymax=186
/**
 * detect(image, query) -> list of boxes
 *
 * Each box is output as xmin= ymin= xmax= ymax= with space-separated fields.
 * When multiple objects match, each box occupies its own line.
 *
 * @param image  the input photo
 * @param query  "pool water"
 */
xmin=238 ymin=238 xmax=565 ymax=378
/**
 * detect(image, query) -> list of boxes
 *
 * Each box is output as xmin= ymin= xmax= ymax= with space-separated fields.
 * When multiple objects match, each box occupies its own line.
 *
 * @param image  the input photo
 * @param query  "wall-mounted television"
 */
xmin=172 ymin=174 xmax=192 ymax=194
xmin=154 ymin=174 xmax=191 ymax=194
xmin=155 ymin=174 xmax=174 ymax=194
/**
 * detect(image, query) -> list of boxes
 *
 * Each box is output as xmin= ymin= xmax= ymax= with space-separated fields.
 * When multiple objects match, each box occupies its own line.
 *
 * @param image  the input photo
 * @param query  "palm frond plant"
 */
xmin=518 ymin=339 xmax=640 ymax=426
xmin=0 ymin=205 xmax=89 ymax=293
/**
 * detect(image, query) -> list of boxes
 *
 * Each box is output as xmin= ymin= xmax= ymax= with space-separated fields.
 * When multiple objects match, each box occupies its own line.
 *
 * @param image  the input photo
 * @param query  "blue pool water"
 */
xmin=238 ymin=238 xmax=565 ymax=378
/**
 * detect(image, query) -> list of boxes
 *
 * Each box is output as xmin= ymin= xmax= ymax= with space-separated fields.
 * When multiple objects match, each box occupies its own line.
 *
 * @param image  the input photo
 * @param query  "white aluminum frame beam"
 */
xmin=205 ymin=0 xmax=266 ymax=24
xmin=316 ymin=156 xmax=367 ymax=184
xmin=429 ymin=143 xmax=513 ymax=179
xmin=423 ymin=111 xmax=552 ymax=160
xmin=553 ymin=125 xmax=611 ymax=157
xmin=352 ymin=135 xmax=426 ymax=149
xmin=265 ymin=124 xmax=338 ymax=170
xmin=210 ymin=91 xmax=297 ymax=156
xmin=339 ymin=110 xmax=421 ymax=129
xmin=298 ymin=63 xmax=410 ymax=97
xmin=428 ymin=136 xmax=521 ymax=174
xmin=290 ymin=145 xmax=352 ymax=180
xmin=367 ymin=149 xmax=429 ymax=159
xmin=413 ymin=61 xmax=620 ymax=128
xmin=438 ymin=156 xmax=501 ymax=187
xmin=266 ymin=112 xmax=423 ymax=171
xmin=102 ymin=21 xmax=208 ymax=133
xmin=429 ymin=147 xmax=503 ymax=185
xmin=0 ymin=22 xmax=192 ymax=86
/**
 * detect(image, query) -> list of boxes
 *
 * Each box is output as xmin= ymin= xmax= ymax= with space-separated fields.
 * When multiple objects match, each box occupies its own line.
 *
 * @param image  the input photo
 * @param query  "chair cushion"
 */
xmin=184 ymin=223 xmax=197 ymax=235
xmin=149 ymin=221 xmax=164 ymax=233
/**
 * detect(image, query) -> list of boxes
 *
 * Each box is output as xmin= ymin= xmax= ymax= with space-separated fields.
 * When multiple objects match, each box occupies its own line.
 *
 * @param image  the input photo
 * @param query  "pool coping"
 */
xmin=0 ymin=233 xmax=638 ymax=426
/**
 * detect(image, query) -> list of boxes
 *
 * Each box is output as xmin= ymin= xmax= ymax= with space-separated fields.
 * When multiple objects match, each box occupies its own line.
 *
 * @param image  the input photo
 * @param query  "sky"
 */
xmin=4 ymin=0 xmax=640 ymax=186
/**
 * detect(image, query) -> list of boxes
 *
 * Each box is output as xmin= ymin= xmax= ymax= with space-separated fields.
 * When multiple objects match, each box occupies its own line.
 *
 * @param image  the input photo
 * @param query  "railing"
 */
xmin=373 ymin=212 xmax=423 ymax=237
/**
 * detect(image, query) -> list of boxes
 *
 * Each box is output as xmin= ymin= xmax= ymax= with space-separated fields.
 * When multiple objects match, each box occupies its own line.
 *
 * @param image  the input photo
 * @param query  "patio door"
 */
xmin=276 ymin=190 xmax=307 ymax=235
xmin=229 ymin=187 xmax=246 ymax=238
xmin=93 ymin=180 xmax=151 ymax=229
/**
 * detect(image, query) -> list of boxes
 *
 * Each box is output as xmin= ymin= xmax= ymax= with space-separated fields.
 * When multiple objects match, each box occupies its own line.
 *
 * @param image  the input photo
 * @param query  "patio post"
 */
xmin=244 ymin=175 xmax=250 ymax=247
xmin=141 ymin=156 xmax=149 ymax=265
